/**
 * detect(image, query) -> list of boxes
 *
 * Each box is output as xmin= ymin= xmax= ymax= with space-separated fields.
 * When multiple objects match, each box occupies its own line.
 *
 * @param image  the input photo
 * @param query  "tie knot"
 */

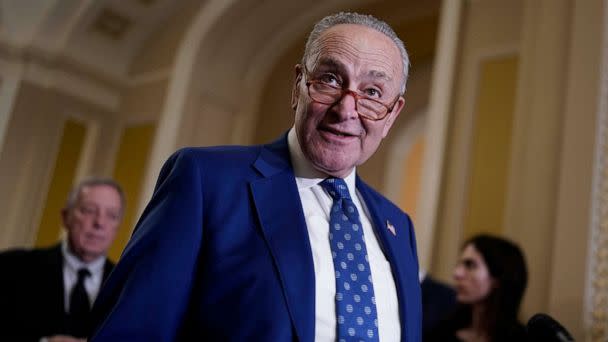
xmin=320 ymin=178 xmax=351 ymax=201
xmin=77 ymin=268 xmax=91 ymax=281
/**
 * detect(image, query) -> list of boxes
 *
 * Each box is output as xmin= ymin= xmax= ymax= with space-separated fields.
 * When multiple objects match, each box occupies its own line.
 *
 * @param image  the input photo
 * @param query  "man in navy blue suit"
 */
xmin=91 ymin=12 xmax=421 ymax=341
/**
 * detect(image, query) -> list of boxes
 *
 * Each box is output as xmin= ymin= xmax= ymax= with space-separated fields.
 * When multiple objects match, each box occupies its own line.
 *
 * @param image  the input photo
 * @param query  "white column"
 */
xmin=135 ymin=0 xmax=238 ymax=224
xmin=0 ymin=60 xmax=23 ymax=153
xmin=416 ymin=0 xmax=464 ymax=269
xmin=585 ymin=0 xmax=608 ymax=340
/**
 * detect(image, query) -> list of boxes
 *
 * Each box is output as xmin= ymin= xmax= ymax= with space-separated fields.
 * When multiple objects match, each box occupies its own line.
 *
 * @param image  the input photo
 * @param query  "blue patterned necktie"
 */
xmin=320 ymin=178 xmax=379 ymax=341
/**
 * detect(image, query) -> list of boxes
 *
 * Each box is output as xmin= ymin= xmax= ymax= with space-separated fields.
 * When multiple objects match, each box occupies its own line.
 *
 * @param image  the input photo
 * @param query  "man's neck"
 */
xmin=62 ymin=239 xmax=105 ymax=267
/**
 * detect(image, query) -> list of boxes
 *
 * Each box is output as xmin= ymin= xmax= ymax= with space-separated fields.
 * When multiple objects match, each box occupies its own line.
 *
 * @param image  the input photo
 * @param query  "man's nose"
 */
xmin=93 ymin=213 xmax=105 ymax=229
xmin=333 ymin=90 xmax=359 ymax=119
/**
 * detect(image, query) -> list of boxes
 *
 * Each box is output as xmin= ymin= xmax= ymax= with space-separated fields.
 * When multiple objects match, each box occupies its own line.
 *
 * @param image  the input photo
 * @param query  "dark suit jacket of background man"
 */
xmin=90 ymin=134 xmax=422 ymax=341
xmin=0 ymin=243 xmax=114 ymax=341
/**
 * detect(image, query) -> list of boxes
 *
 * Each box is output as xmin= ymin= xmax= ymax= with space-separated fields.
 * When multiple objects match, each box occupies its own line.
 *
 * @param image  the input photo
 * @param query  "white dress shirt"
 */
xmin=61 ymin=240 xmax=106 ymax=313
xmin=287 ymin=128 xmax=400 ymax=342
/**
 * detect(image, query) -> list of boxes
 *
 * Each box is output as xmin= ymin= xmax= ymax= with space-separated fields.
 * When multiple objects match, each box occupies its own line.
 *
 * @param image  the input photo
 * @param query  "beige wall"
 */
xmin=129 ymin=1 xmax=201 ymax=76
xmin=434 ymin=0 xmax=523 ymax=280
xmin=0 ymin=81 xmax=119 ymax=249
xmin=109 ymin=123 xmax=156 ymax=261
xmin=253 ymin=32 xmax=306 ymax=145
xmin=549 ymin=0 xmax=603 ymax=338
xmin=35 ymin=119 xmax=87 ymax=248
xmin=0 ymin=83 xmax=65 ymax=249
xmin=464 ymin=56 xmax=518 ymax=238
xmin=399 ymin=136 xmax=425 ymax=226
xmin=120 ymin=80 xmax=169 ymax=124
xmin=432 ymin=0 xmax=605 ymax=339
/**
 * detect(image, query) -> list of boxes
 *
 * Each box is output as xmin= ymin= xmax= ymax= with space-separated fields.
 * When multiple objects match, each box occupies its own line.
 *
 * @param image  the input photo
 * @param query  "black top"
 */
xmin=425 ymin=318 xmax=529 ymax=342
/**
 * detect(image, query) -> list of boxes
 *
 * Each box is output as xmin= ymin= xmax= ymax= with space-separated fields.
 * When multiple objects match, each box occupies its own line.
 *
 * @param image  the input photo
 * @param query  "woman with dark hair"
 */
xmin=426 ymin=234 xmax=529 ymax=342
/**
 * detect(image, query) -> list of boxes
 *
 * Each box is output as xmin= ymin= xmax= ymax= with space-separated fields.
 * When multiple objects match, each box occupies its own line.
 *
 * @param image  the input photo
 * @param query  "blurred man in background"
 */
xmin=0 ymin=178 xmax=124 ymax=342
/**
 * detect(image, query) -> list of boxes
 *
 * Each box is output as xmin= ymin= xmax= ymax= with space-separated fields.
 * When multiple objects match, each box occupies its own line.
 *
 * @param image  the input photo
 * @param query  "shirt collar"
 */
xmin=287 ymin=127 xmax=357 ymax=191
xmin=61 ymin=239 xmax=106 ymax=274
xmin=419 ymin=269 xmax=427 ymax=282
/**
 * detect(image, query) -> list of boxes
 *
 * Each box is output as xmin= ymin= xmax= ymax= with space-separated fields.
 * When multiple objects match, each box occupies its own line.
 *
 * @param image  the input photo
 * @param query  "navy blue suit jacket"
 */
xmin=91 ymin=135 xmax=421 ymax=341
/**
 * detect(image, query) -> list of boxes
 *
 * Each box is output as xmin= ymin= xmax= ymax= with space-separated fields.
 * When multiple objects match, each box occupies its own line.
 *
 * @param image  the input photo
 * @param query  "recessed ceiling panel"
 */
xmin=91 ymin=7 xmax=133 ymax=41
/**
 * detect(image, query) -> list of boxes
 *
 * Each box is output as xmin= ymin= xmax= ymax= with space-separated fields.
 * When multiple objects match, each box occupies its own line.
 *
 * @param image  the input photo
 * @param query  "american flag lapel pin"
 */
xmin=386 ymin=220 xmax=396 ymax=236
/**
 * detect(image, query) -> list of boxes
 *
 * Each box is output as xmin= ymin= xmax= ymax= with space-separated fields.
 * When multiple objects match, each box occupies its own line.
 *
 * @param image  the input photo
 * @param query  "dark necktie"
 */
xmin=68 ymin=268 xmax=91 ymax=337
xmin=320 ymin=178 xmax=379 ymax=341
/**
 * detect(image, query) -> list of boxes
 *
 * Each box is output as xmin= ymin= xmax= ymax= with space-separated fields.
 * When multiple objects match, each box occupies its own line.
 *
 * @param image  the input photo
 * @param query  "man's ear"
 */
xmin=291 ymin=64 xmax=303 ymax=110
xmin=382 ymin=96 xmax=405 ymax=138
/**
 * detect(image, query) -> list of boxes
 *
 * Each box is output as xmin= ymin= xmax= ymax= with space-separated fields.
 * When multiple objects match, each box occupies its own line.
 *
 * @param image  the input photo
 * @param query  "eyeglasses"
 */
xmin=304 ymin=71 xmax=400 ymax=121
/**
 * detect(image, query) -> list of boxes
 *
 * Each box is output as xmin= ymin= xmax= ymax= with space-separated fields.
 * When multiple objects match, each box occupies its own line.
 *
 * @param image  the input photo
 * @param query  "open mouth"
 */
xmin=320 ymin=126 xmax=357 ymax=138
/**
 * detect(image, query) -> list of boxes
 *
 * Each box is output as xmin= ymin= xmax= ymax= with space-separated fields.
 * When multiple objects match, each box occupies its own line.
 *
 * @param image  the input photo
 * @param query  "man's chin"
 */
xmin=303 ymin=145 xmax=360 ymax=177
xmin=81 ymin=245 xmax=108 ymax=259
xmin=312 ymin=160 xmax=356 ymax=178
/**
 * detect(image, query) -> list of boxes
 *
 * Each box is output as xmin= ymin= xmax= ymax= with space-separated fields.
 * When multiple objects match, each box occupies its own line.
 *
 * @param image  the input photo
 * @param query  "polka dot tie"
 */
xmin=320 ymin=178 xmax=379 ymax=342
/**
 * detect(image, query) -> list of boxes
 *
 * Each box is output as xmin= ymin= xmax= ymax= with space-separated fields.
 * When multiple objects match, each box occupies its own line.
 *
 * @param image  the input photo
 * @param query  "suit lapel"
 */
xmin=249 ymin=137 xmax=315 ymax=342
xmin=43 ymin=245 xmax=69 ymax=331
xmin=102 ymin=260 xmax=114 ymax=282
xmin=48 ymin=245 xmax=66 ymax=312
xmin=356 ymin=178 xmax=412 ymax=341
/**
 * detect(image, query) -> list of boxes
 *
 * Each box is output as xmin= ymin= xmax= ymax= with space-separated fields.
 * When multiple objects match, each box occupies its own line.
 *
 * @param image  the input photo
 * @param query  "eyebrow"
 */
xmin=315 ymin=57 xmax=393 ymax=83
xmin=367 ymin=70 xmax=392 ymax=83
xmin=315 ymin=57 xmax=345 ymax=72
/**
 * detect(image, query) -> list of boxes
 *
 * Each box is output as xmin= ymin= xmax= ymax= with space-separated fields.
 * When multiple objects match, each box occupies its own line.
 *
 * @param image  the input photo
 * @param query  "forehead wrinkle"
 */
xmin=313 ymin=36 xmax=360 ymax=66
xmin=363 ymin=49 xmax=400 ymax=79
xmin=313 ymin=33 xmax=400 ymax=83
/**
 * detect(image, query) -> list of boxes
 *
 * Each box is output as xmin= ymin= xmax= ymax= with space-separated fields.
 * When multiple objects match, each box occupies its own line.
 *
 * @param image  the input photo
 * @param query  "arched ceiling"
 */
xmin=0 ymin=0 xmax=200 ymax=82
xmin=0 ymin=0 xmax=439 ymax=116
xmin=191 ymin=0 xmax=440 ymax=104
xmin=0 ymin=0 xmax=439 ymax=88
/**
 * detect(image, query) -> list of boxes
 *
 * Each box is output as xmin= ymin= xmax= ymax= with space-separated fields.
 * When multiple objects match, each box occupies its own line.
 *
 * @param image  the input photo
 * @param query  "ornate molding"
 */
xmin=0 ymin=54 xmax=122 ymax=112
xmin=587 ymin=1 xmax=608 ymax=340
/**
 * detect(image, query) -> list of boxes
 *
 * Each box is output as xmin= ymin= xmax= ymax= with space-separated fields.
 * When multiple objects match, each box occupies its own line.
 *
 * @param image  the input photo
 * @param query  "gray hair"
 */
xmin=302 ymin=12 xmax=410 ymax=94
xmin=65 ymin=177 xmax=126 ymax=215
